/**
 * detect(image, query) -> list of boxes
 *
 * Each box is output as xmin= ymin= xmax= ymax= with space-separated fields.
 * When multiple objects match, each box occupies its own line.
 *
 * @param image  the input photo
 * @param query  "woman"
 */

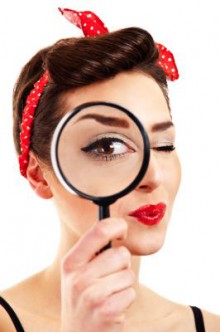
xmin=0 ymin=9 xmax=219 ymax=331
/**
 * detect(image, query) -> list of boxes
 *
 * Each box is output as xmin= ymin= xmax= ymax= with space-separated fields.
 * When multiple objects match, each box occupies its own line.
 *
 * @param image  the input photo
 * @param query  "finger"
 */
xmin=78 ymin=246 xmax=131 ymax=283
xmin=79 ymin=269 xmax=135 ymax=309
xmin=100 ymin=288 xmax=136 ymax=320
xmin=62 ymin=218 xmax=127 ymax=272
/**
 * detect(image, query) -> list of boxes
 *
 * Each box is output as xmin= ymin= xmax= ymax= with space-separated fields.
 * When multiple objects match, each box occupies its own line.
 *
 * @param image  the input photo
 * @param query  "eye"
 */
xmin=152 ymin=144 xmax=175 ymax=153
xmin=81 ymin=136 xmax=135 ymax=161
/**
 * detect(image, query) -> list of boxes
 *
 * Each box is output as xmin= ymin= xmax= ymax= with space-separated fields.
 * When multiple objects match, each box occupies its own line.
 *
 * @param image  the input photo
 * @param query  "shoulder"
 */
xmin=202 ymin=309 xmax=220 ymax=332
xmin=0 ymin=269 xmax=45 ymax=306
xmin=0 ymin=296 xmax=18 ymax=332
xmin=0 ymin=271 xmax=45 ymax=330
xmin=169 ymin=304 xmax=220 ymax=332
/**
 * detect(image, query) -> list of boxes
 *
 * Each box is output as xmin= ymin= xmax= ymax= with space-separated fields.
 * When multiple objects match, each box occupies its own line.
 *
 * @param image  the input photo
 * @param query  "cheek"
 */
xmin=49 ymin=173 xmax=98 ymax=230
xmin=164 ymin=153 xmax=181 ymax=202
xmin=59 ymin=193 xmax=98 ymax=233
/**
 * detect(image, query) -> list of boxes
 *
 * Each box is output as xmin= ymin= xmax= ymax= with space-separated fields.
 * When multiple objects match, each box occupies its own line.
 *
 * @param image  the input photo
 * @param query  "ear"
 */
xmin=26 ymin=151 xmax=53 ymax=199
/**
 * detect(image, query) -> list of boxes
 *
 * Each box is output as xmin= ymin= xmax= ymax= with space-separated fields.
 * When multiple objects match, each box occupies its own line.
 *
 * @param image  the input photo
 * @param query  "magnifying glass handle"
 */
xmin=99 ymin=204 xmax=110 ymax=220
xmin=99 ymin=205 xmax=111 ymax=251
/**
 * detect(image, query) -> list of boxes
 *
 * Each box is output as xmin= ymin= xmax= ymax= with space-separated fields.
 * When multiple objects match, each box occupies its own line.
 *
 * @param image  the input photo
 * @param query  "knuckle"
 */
xmin=93 ymin=218 xmax=128 ymax=240
xmin=109 ymin=217 xmax=127 ymax=226
xmin=100 ymin=302 xmax=117 ymax=319
xmin=117 ymin=217 xmax=128 ymax=230
xmin=92 ymin=223 xmax=109 ymax=242
xmin=126 ymin=269 xmax=136 ymax=285
xmin=100 ymin=301 xmax=125 ymax=324
xmin=83 ymin=289 xmax=105 ymax=309
xmin=62 ymin=265 xmax=89 ymax=297
xmin=117 ymin=246 xmax=131 ymax=262
xmin=61 ymin=256 xmax=72 ymax=274
xmin=69 ymin=273 xmax=86 ymax=296
xmin=111 ymin=217 xmax=128 ymax=234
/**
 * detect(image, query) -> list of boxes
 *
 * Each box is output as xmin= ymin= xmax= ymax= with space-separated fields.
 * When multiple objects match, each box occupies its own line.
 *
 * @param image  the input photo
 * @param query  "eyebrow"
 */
xmin=151 ymin=121 xmax=174 ymax=132
xmin=76 ymin=114 xmax=130 ymax=128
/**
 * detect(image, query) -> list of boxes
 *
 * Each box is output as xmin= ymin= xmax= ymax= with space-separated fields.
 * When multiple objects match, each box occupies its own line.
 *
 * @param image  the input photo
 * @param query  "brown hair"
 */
xmin=13 ymin=27 xmax=169 ymax=166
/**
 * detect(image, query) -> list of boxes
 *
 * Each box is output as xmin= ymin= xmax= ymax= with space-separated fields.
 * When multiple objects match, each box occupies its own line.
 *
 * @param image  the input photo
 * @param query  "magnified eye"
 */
xmin=81 ymin=136 xmax=135 ymax=161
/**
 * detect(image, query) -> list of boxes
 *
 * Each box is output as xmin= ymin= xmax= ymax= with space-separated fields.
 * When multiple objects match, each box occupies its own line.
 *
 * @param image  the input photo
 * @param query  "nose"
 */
xmin=136 ymin=153 xmax=162 ymax=193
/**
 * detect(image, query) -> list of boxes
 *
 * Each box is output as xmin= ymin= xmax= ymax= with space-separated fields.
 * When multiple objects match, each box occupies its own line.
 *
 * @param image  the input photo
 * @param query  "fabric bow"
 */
xmin=59 ymin=8 xmax=179 ymax=81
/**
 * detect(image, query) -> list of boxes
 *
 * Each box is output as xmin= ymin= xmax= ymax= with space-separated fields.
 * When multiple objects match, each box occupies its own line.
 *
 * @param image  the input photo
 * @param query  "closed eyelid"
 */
xmin=150 ymin=132 xmax=176 ymax=145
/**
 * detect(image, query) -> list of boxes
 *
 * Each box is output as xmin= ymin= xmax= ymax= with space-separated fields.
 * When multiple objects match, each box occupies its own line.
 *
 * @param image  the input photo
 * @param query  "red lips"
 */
xmin=129 ymin=203 xmax=166 ymax=226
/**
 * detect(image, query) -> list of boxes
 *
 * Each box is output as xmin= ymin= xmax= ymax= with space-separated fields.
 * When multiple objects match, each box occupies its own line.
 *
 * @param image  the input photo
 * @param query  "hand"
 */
xmin=61 ymin=218 xmax=136 ymax=332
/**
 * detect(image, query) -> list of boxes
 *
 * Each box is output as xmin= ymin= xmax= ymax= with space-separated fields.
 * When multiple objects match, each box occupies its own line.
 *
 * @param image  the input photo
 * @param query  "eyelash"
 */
xmin=81 ymin=137 xmax=134 ymax=161
xmin=152 ymin=145 xmax=176 ymax=153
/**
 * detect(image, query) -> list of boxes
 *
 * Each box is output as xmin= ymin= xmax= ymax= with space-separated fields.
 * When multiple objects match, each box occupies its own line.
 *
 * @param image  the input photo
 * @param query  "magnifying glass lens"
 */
xmin=55 ymin=103 xmax=147 ymax=198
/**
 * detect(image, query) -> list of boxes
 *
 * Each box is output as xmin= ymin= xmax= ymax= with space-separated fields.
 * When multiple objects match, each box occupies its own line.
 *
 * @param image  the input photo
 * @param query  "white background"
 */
xmin=0 ymin=0 xmax=220 ymax=314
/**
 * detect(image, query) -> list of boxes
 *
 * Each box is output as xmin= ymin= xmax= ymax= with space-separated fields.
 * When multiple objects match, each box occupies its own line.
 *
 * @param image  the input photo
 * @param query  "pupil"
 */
xmin=98 ymin=141 xmax=114 ymax=154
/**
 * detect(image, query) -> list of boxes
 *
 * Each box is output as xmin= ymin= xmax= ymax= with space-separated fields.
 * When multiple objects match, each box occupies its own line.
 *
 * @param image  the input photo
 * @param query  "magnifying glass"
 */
xmin=51 ymin=101 xmax=150 ymax=250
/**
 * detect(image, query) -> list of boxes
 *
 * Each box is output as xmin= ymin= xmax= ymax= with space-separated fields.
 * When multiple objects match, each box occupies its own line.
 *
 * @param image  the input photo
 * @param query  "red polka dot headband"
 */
xmin=19 ymin=8 xmax=179 ymax=178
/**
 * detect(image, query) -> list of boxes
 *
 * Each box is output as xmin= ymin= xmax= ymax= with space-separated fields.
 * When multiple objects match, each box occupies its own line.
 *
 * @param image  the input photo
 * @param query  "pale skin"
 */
xmin=1 ymin=71 xmax=220 ymax=331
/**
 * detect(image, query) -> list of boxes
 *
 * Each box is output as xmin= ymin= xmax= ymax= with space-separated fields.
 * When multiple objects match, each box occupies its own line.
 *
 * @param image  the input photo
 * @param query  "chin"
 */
xmin=113 ymin=225 xmax=167 ymax=256
xmin=130 ymin=218 xmax=168 ymax=255
xmin=129 ymin=235 xmax=166 ymax=256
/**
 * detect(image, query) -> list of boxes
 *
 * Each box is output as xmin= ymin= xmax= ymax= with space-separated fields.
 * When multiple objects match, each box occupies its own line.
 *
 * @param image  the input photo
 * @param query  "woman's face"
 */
xmin=46 ymin=71 xmax=181 ymax=255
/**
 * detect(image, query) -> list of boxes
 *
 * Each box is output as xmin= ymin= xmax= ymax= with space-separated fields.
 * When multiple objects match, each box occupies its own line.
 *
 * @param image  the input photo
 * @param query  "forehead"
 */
xmin=65 ymin=71 xmax=170 ymax=130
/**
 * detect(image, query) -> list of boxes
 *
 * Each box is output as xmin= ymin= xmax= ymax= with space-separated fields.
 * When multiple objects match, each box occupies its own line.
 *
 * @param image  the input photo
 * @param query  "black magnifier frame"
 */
xmin=51 ymin=101 xmax=150 ymax=208
xmin=51 ymin=101 xmax=150 ymax=251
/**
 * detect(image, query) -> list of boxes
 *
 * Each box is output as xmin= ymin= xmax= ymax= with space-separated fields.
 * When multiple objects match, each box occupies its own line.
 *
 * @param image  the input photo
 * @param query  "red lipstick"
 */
xmin=129 ymin=203 xmax=166 ymax=226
